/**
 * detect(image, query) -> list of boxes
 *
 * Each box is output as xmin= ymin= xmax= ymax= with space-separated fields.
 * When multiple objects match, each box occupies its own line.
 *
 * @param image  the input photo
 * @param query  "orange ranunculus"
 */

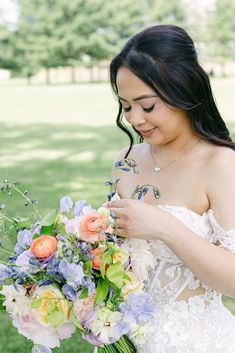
xmin=31 ymin=235 xmax=58 ymax=258
xmin=90 ymin=246 xmax=106 ymax=270
xmin=79 ymin=213 xmax=108 ymax=243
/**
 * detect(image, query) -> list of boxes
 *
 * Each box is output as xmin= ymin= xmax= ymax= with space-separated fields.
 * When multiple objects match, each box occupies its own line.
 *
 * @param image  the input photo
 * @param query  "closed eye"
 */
xmin=123 ymin=105 xmax=155 ymax=113
xmin=123 ymin=106 xmax=131 ymax=112
xmin=143 ymin=105 xmax=155 ymax=113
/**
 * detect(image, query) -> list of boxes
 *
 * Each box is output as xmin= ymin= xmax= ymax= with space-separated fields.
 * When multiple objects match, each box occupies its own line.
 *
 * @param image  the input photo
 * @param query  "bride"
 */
xmin=106 ymin=25 xmax=235 ymax=352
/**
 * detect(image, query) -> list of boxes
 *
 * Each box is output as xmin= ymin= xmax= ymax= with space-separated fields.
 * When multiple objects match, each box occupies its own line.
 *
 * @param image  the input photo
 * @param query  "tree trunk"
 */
xmin=71 ymin=66 xmax=76 ymax=83
xmin=46 ymin=68 xmax=50 ymax=84
xmin=220 ymin=62 xmax=226 ymax=77
xmin=89 ymin=66 xmax=94 ymax=82
xmin=27 ymin=74 xmax=32 ymax=85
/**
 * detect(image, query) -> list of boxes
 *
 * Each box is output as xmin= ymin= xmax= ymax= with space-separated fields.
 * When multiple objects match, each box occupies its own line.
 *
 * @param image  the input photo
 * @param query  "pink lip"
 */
xmin=138 ymin=128 xmax=156 ymax=136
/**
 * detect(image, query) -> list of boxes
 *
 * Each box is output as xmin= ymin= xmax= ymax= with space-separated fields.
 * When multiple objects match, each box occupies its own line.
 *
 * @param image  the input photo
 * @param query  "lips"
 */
xmin=138 ymin=128 xmax=156 ymax=133
xmin=136 ymin=128 xmax=157 ymax=138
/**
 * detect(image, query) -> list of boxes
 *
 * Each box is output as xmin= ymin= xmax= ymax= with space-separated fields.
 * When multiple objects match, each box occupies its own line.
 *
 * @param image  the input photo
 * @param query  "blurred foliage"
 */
xmin=208 ymin=0 xmax=235 ymax=67
xmin=0 ymin=0 xmax=186 ymax=81
xmin=0 ymin=0 xmax=234 ymax=81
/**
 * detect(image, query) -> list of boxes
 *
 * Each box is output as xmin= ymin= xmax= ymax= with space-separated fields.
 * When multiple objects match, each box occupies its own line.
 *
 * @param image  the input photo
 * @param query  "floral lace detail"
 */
xmin=132 ymin=204 xmax=235 ymax=353
xmin=208 ymin=209 xmax=235 ymax=254
xmin=111 ymin=193 xmax=235 ymax=352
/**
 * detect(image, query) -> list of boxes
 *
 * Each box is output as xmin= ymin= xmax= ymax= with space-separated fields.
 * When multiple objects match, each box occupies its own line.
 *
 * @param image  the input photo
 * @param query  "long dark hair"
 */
xmin=110 ymin=24 xmax=235 ymax=157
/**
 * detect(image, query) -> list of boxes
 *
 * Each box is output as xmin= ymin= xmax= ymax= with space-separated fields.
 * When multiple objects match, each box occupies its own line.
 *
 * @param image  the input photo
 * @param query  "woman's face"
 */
xmin=116 ymin=67 xmax=192 ymax=145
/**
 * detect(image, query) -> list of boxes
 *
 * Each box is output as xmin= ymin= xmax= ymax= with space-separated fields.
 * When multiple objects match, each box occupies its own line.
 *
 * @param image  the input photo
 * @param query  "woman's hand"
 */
xmin=107 ymin=198 xmax=175 ymax=240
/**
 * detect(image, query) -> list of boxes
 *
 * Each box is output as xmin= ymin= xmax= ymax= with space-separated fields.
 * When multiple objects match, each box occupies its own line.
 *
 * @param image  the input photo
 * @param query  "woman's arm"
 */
xmin=158 ymin=148 xmax=235 ymax=298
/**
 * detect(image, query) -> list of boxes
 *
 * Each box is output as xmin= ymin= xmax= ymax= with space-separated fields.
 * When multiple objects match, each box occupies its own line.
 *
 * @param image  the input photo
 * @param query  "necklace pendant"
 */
xmin=154 ymin=166 xmax=161 ymax=173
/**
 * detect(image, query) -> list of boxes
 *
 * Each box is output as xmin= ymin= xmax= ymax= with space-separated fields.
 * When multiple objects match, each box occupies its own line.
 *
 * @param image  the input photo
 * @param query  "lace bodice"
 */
xmin=144 ymin=205 xmax=235 ymax=306
xmin=111 ymin=193 xmax=235 ymax=352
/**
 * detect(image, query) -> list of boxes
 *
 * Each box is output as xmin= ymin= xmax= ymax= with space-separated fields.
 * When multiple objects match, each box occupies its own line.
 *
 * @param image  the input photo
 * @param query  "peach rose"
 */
xmin=79 ymin=212 xmax=108 ymax=243
xmin=31 ymin=235 xmax=58 ymax=258
xmin=90 ymin=246 xmax=107 ymax=270
xmin=73 ymin=292 xmax=96 ymax=321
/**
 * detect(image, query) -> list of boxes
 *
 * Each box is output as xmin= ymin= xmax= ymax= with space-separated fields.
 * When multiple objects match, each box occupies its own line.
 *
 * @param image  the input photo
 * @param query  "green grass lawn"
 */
xmin=0 ymin=77 xmax=235 ymax=353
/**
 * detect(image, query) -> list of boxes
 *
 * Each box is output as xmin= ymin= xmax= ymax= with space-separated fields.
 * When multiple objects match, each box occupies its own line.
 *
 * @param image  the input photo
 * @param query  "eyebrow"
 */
xmin=118 ymin=94 xmax=158 ymax=102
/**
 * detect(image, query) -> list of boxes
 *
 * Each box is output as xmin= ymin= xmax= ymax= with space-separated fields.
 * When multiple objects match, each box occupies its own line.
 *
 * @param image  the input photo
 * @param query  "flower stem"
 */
xmin=11 ymin=184 xmax=43 ymax=222
xmin=0 ymin=248 xmax=14 ymax=256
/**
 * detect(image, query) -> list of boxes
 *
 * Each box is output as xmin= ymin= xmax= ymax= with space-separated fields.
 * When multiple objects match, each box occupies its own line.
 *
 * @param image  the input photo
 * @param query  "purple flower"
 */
xmin=58 ymin=260 xmax=84 ymax=290
xmin=62 ymin=284 xmax=76 ymax=301
xmin=74 ymin=200 xmax=87 ymax=216
xmin=46 ymin=257 xmax=60 ymax=274
xmin=15 ymin=249 xmax=34 ymax=267
xmin=74 ymin=201 xmax=94 ymax=218
xmin=82 ymin=333 xmax=103 ymax=347
xmin=83 ymin=276 xmax=95 ymax=295
xmin=14 ymin=229 xmax=34 ymax=254
xmin=119 ymin=293 xmax=155 ymax=324
xmin=60 ymin=196 xmax=73 ymax=213
xmin=0 ymin=263 xmax=8 ymax=284
xmin=115 ymin=320 xmax=130 ymax=337
xmin=32 ymin=345 xmax=52 ymax=353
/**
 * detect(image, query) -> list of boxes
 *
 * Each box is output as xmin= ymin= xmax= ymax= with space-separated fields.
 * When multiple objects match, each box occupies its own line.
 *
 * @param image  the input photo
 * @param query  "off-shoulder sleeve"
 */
xmin=208 ymin=209 xmax=235 ymax=254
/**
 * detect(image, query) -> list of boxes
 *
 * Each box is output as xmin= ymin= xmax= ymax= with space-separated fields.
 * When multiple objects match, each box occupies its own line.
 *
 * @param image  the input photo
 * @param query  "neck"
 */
xmin=149 ymin=133 xmax=200 ymax=159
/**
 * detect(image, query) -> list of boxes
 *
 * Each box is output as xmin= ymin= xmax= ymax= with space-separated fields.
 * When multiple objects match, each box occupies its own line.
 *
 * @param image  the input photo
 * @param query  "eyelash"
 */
xmin=123 ymin=105 xmax=155 ymax=113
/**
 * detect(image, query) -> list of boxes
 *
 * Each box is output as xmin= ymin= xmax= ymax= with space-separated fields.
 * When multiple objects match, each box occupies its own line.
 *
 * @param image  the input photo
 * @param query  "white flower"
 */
xmin=89 ymin=307 xmax=124 ymax=344
xmin=13 ymin=311 xmax=75 ymax=348
xmin=129 ymin=322 xmax=155 ymax=344
xmin=1 ymin=285 xmax=75 ymax=348
xmin=0 ymin=285 xmax=30 ymax=316
xmin=120 ymin=239 xmax=155 ymax=282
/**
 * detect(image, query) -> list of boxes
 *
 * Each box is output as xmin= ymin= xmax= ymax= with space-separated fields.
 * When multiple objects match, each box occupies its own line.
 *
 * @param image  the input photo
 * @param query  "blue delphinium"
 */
xmin=119 ymin=292 xmax=155 ymax=324
xmin=83 ymin=275 xmax=95 ymax=295
xmin=60 ymin=196 xmax=73 ymax=213
xmin=0 ymin=263 xmax=8 ymax=284
xmin=58 ymin=260 xmax=84 ymax=290
xmin=62 ymin=284 xmax=76 ymax=301
xmin=14 ymin=229 xmax=34 ymax=254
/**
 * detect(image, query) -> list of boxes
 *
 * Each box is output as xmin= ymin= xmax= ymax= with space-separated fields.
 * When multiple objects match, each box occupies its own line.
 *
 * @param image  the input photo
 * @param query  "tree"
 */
xmin=208 ymin=0 xmax=235 ymax=75
xmin=145 ymin=0 xmax=186 ymax=27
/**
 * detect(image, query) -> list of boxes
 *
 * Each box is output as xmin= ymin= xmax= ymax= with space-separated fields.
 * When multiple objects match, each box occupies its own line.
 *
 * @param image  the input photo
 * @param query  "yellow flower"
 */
xmin=122 ymin=271 xmax=143 ymax=298
xmin=32 ymin=285 xmax=70 ymax=328
xmin=113 ymin=252 xmax=122 ymax=264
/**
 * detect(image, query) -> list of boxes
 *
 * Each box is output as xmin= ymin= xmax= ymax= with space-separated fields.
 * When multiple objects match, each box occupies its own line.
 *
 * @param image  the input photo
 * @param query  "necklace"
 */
xmin=149 ymin=140 xmax=200 ymax=173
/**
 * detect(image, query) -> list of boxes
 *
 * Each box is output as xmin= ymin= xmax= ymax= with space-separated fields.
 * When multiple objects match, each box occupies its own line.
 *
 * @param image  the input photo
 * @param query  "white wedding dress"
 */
xmin=131 ymin=204 xmax=235 ymax=353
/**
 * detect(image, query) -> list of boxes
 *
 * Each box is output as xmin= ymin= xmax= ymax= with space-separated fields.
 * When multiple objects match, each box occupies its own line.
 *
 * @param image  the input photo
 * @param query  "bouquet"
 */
xmin=0 ymin=161 xmax=157 ymax=353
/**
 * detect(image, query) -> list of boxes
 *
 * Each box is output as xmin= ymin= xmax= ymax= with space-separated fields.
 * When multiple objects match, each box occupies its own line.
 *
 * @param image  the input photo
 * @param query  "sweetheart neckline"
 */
xmin=113 ymin=192 xmax=235 ymax=233
xmin=156 ymin=204 xmax=211 ymax=218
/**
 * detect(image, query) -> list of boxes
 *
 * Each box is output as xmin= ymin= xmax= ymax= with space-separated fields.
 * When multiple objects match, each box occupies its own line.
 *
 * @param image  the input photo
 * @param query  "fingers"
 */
xmin=108 ymin=207 xmax=123 ymax=219
xmin=107 ymin=199 xmax=129 ymax=208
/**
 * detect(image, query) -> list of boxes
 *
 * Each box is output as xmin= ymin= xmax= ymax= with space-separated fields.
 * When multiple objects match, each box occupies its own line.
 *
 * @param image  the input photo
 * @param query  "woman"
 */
xmin=107 ymin=25 xmax=235 ymax=353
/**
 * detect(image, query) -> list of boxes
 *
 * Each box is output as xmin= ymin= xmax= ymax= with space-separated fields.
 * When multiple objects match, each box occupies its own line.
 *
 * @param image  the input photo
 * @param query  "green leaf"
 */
xmin=79 ymin=287 xmax=88 ymax=299
xmin=31 ymin=298 xmax=41 ymax=309
xmin=106 ymin=262 xmax=124 ymax=289
xmin=49 ymin=308 xmax=65 ymax=328
xmin=0 ymin=294 xmax=6 ymax=311
xmin=100 ymin=250 xmax=113 ymax=278
xmin=42 ymin=209 xmax=58 ymax=226
xmin=95 ymin=278 xmax=109 ymax=305
xmin=40 ymin=224 xmax=54 ymax=235
xmin=123 ymin=273 xmax=131 ymax=282
xmin=32 ymin=233 xmax=40 ymax=240
xmin=70 ymin=307 xmax=86 ymax=332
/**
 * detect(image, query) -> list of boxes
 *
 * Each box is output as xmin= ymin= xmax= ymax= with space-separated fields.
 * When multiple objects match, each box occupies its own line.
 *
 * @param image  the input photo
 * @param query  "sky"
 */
xmin=0 ymin=0 xmax=19 ymax=26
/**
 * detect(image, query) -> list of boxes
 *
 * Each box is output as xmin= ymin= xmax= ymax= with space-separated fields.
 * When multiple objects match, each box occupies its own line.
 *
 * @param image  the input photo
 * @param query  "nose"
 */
xmin=129 ymin=106 xmax=146 ymax=126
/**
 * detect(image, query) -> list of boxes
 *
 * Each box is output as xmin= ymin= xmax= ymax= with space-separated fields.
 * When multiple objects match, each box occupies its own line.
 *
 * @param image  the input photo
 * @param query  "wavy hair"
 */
xmin=109 ymin=24 xmax=235 ymax=157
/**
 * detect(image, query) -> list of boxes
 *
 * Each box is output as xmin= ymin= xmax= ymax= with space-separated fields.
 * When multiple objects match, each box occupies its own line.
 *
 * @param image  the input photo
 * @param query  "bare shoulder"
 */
xmin=114 ymin=143 xmax=145 ymax=162
xmin=206 ymin=144 xmax=235 ymax=226
xmin=207 ymin=145 xmax=235 ymax=174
